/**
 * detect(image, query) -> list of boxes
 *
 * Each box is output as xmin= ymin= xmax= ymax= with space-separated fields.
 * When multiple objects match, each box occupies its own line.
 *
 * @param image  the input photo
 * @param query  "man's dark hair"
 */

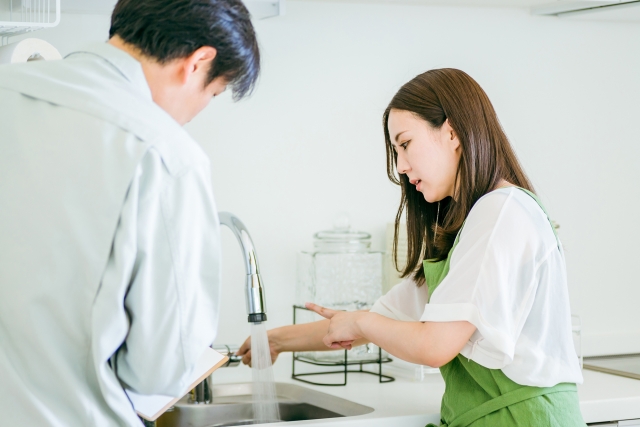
xmin=109 ymin=0 xmax=260 ymax=100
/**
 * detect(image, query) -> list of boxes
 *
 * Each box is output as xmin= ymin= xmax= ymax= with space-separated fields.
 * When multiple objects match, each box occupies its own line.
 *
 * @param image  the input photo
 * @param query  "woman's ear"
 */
xmin=443 ymin=118 xmax=461 ymax=151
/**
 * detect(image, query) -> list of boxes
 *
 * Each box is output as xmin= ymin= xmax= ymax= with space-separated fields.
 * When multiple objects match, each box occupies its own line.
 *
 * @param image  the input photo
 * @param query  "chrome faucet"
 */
xmin=218 ymin=212 xmax=268 ymax=324
xmin=190 ymin=212 xmax=268 ymax=405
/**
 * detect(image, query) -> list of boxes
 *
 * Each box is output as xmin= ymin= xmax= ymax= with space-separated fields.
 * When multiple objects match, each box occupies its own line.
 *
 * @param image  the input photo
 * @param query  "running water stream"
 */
xmin=251 ymin=322 xmax=280 ymax=424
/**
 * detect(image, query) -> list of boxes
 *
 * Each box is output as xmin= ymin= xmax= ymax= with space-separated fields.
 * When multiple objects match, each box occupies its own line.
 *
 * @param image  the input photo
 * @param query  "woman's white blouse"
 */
xmin=371 ymin=187 xmax=583 ymax=387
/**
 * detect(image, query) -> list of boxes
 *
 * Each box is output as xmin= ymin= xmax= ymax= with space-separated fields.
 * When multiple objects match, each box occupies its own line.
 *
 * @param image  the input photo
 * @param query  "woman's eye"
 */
xmin=400 ymin=141 xmax=409 ymax=150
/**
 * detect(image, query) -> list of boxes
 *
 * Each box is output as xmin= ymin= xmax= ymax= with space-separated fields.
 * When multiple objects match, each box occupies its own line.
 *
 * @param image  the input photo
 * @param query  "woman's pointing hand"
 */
xmin=305 ymin=302 xmax=367 ymax=350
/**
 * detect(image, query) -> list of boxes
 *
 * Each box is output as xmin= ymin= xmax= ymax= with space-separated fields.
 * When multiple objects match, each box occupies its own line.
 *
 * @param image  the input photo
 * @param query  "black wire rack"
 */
xmin=291 ymin=305 xmax=395 ymax=386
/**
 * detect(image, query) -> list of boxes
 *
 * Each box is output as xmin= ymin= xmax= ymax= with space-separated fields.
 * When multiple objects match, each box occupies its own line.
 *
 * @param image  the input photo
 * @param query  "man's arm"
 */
xmin=114 ymin=149 xmax=221 ymax=396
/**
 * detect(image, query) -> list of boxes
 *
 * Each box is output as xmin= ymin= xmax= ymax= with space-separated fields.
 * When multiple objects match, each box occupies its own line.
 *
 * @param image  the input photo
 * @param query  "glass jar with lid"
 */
xmin=296 ymin=215 xmax=385 ymax=363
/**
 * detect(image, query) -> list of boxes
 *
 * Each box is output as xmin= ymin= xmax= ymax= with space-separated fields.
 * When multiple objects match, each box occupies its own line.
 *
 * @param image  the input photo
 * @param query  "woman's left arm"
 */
xmin=306 ymin=303 xmax=476 ymax=368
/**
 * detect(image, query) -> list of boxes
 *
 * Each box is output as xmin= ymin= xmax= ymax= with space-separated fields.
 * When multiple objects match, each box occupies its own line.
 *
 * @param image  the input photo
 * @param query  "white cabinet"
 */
xmin=61 ymin=0 xmax=284 ymax=19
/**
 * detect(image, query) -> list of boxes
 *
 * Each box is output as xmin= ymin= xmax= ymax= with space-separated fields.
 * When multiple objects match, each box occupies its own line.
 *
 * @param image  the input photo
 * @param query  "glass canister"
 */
xmin=296 ymin=216 xmax=385 ymax=363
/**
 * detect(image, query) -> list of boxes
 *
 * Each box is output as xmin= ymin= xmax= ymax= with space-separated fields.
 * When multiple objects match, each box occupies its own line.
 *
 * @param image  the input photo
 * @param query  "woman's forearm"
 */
xmin=269 ymin=320 xmax=369 ymax=353
xmin=268 ymin=320 xmax=331 ymax=353
xmin=356 ymin=312 xmax=475 ymax=367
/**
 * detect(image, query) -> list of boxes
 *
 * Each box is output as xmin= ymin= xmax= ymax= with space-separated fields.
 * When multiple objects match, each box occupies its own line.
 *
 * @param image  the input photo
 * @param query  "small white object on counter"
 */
xmin=0 ymin=38 xmax=61 ymax=64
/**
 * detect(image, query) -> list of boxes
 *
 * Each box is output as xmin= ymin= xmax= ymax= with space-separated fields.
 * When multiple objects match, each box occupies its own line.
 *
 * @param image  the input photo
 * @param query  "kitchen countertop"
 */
xmin=211 ymin=353 xmax=640 ymax=426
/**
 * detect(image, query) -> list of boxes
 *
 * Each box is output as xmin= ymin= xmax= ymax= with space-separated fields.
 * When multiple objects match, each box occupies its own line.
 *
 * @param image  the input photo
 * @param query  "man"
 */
xmin=0 ymin=0 xmax=260 ymax=425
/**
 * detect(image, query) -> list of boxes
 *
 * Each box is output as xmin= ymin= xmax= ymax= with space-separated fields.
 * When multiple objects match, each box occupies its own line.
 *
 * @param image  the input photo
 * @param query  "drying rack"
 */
xmin=0 ymin=0 xmax=60 ymax=45
xmin=291 ymin=305 xmax=395 ymax=386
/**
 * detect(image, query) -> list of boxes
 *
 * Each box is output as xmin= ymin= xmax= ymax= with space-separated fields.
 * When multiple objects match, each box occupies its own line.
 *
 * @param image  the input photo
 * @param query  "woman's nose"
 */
xmin=396 ymin=153 xmax=410 ymax=175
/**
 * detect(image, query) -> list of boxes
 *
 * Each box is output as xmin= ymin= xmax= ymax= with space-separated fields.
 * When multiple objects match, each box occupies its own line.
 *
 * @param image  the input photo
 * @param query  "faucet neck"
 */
xmin=218 ymin=212 xmax=267 ymax=323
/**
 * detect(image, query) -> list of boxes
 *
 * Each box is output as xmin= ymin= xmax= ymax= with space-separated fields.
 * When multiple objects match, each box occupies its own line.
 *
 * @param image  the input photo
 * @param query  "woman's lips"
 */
xmin=409 ymin=178 xmax=422 ymax=191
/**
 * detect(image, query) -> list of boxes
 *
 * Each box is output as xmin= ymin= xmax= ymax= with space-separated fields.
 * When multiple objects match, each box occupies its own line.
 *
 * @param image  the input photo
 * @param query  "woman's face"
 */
xmin=388 ymin=109 xmax=462 ymax=203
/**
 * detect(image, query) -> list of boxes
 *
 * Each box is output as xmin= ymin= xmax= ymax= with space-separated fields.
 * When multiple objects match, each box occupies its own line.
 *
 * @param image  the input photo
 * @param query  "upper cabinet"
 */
xmin=61 ymin=0 xmax=284 ymax=20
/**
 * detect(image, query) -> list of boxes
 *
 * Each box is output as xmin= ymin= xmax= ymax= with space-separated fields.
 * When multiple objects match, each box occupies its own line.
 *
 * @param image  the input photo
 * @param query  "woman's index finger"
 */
xmin=305 ymin=302 xmax=335 ymax=319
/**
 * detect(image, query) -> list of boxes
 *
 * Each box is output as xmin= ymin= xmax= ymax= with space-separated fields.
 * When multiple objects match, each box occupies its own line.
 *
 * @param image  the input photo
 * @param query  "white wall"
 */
xmin=25 ymin=3 xmax=640 ymax=357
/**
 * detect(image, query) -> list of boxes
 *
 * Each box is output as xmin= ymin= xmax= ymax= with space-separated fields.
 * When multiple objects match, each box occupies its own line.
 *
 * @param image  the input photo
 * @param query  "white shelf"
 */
xmin=0 ymin=0 xmax=60 ymax=41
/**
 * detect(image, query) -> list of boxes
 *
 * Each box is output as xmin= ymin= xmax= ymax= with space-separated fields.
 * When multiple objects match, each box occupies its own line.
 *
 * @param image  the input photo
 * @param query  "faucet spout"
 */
xmin=219 ymin=212 xmax=267 ymax=323
xmin=190 ymin=214 xmax=266 ymax=405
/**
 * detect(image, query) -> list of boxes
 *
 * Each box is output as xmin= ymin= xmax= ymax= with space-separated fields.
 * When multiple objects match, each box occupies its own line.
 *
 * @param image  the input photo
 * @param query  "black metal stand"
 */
xmin=291 ymin=305 xmax=395 ymax=386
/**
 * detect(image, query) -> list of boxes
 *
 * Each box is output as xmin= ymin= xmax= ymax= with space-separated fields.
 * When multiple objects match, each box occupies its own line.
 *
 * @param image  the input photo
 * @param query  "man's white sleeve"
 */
xmin=112 ymin=148 xmax=221 ymax=396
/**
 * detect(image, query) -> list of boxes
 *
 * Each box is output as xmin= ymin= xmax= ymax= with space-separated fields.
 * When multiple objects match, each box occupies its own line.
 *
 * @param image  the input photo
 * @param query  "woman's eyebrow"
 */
xmin=394 ymin=130 xmax=408 ymax=143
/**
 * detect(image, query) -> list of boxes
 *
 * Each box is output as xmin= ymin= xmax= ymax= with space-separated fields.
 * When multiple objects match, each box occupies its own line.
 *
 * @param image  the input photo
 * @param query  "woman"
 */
xmin=237 ymin=68 xmax=585 ymax=427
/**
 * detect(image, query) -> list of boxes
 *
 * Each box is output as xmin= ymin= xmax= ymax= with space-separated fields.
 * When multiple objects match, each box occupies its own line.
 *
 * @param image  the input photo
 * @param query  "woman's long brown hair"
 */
xmin=383 ymin=68 xmax=534 ymax=286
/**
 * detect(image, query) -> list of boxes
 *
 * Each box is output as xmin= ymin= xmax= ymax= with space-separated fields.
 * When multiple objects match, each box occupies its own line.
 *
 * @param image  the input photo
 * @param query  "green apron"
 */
xmin=424 ymin=188 xmax=586 ymax=427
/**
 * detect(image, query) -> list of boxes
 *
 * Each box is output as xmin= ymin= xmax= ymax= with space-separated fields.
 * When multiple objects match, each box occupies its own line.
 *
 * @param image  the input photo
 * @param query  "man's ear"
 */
xmin=180 ymin=46 xmax=218 ymax=84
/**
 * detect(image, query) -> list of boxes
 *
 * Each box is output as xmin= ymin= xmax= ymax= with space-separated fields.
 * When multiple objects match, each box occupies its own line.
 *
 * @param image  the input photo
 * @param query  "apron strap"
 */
xmin=448 ymin=383 xmax=576 ymax=427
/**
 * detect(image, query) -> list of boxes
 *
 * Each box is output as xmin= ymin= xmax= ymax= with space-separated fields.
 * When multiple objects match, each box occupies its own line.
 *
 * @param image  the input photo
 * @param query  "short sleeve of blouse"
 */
xmin=419 ymin=188 xmax=559 ymax=370
xmin=371 ymin=277 xmax=429 ymax=322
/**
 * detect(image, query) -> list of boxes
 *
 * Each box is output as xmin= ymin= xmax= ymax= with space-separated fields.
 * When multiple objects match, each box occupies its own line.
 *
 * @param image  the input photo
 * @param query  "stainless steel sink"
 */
xmin=156 ymin=382 xmax=374 ymax=426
